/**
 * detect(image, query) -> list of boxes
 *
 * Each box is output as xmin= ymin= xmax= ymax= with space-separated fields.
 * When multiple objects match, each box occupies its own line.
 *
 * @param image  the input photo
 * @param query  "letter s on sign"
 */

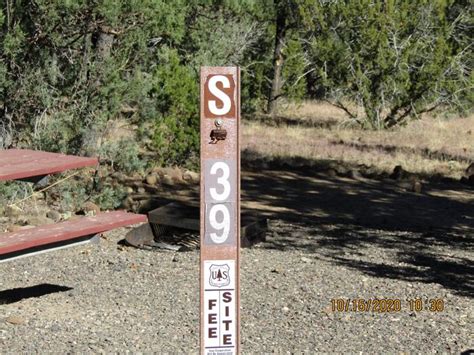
xmin=208 ymin=75 xmax=232 ymax=116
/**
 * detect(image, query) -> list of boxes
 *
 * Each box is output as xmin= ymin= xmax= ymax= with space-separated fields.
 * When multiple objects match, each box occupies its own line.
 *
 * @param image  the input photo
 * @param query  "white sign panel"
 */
xmin=203 ymin=260 xmax=236 ymax=354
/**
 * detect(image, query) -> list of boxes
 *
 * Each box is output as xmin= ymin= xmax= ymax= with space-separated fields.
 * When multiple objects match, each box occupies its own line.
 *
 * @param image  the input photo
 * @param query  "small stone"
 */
xmin=390 ymin=165 xmax=407 ymax=180
xmin=137 ymin=187 xmax=146 ymax=194
xmin=5 ymin=316 xmax=25 ymax=325
xmin=335 ymin=166 xmax=349 ymax=176
xmin=46 ymin=210 xmax=62 ymax=222
xmin=162 ymin=175 xmax=174 ymax=186
xmin=326 ymin=169 xmax=337 ymax=178
xmin=61 ymin=211 xmax=73 ymax=220
xmin=282 ymin=306 xmax=289 ymax=313
xmin=301 ymin=257 xmax=312 ymax=263
xmin=363 ymin=167 xmax=378 ymax=178
xmin=300 ymin=285 xmax=310 ymax=293
xmin=145 ymin=173 xmax=158 ymax=185
xmin=121 ymin=197 xmax=135 ymax=210
xmin=183 ymin=170 xmax=200 ymax=183
xmin=466 ymin=163 xmax=474 ymax=176
xmin=83 ymin=202 xmax=100 ymax=216
xmin=349 ymin=169 xmax=363 ymax=180
xmin=412 ymin=181 xmax=422 ymax=193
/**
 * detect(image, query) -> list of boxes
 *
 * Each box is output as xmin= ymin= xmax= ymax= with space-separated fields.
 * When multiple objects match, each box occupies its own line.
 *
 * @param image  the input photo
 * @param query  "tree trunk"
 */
xmin=267 ymin=7 xmax=287 ymax=116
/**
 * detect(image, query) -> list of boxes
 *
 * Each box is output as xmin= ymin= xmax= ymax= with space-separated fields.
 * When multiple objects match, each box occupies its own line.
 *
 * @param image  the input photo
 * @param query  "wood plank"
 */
xmin=148 ymin=202 xmax=200 ymax=230
xmin=0 ymin=149 xmax=98 ymax=181
xmin=0 ymin=211 xmax=147 ymax=255
xmin=148 ymin=202 xmax=267 ymax=245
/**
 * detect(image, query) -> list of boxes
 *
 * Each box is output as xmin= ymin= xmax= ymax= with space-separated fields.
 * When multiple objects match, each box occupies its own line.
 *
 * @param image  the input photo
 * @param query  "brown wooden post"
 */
xmin=200 ymin=67 xmax=240 ymax=354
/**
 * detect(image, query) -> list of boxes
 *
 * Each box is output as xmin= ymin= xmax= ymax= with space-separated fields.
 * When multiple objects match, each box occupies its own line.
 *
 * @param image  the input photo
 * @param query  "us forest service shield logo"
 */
xmin=209 ymin=264 xmax=231 ymax=288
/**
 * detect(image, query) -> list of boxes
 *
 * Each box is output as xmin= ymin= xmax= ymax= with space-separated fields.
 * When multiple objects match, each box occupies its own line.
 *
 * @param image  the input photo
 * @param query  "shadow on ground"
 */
xmin=244 ymin=114 xmax=341 ymax=129
xmin=133 ymin=149 xmax=473 ymax=297
xmin=0 ymin=284 xmax=72 ymax=304
xmin=241 ymin=150 xmax=473 ymax=297
xmin=329 ymin=139 xmax=472 ymax=165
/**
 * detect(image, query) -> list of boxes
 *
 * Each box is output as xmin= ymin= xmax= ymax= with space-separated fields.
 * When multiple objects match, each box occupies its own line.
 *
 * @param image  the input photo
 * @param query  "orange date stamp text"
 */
xmin=330 ymin=298 xmax=445 ymax=313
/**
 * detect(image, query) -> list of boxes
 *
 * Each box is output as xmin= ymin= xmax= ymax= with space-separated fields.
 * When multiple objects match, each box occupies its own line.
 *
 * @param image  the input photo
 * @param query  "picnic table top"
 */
xmin=0 ymin=149 xmax=98 ymax=181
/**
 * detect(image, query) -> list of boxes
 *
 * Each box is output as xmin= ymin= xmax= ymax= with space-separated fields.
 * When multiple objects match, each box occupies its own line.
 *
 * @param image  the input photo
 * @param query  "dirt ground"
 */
xmin=0 ymin=166 xmax=472 ymax=353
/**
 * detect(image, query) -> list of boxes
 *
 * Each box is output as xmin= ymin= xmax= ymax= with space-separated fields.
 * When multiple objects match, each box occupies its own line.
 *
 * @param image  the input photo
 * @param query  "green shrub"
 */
xmin=98 ymin=138 xmax=146 ymax=174
xmin=92 ymin=185 xmax=127 ymax=211
xmin=302 ymin=0 xmax=473 ymax=129
xmin=151 ymin=48 xmax=199 ymax=167
xmin=0 ymin=181 xmax=28 ymax=205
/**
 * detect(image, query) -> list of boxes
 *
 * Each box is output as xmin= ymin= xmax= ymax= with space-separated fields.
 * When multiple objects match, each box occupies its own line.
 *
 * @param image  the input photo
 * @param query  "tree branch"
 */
xmin=324 ymin=99 xmax=358 ymax=121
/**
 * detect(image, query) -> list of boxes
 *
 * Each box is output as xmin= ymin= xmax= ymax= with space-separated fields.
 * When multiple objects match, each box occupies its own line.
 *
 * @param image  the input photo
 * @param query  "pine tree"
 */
xmin=300 ymin=0 xmax=473 ymax=129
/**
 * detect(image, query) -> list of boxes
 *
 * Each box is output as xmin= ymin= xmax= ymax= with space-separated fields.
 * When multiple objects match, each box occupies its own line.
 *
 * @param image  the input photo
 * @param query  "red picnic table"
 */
xmin=0 ymin=149 xmax=147 ymax=262
xmin=0 ymin=149 xmax=98 ymax=181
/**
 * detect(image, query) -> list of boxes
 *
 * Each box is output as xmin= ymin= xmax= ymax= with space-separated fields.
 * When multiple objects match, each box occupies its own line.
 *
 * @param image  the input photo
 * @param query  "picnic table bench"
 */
xmin=0 ymin=149 xmax=147 ymax=262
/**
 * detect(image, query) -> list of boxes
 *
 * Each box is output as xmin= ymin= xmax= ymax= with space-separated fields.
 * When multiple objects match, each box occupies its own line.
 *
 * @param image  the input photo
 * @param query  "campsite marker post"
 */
xmin=200 ymin=67 xmax=240 ymax=354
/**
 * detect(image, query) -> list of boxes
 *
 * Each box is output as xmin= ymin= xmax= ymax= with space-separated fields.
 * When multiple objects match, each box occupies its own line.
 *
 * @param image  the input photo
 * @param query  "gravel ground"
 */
xmin=0 ymin=219 xmax=472 ymax=354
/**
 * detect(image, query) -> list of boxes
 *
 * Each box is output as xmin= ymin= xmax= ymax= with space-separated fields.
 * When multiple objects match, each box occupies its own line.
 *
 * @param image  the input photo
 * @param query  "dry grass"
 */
xmin=243 ymin=100 xmax=474 ymax=179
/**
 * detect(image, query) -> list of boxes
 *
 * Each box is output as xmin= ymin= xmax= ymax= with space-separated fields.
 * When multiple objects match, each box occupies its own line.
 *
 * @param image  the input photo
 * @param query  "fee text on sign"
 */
xmin=200 ymin=67 xmax=240 ymax=355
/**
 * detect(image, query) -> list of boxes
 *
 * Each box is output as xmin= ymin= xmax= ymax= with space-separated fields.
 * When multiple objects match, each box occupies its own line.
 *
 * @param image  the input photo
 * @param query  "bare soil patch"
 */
xmin=244 ymin=101 xmax=474 ymax=179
